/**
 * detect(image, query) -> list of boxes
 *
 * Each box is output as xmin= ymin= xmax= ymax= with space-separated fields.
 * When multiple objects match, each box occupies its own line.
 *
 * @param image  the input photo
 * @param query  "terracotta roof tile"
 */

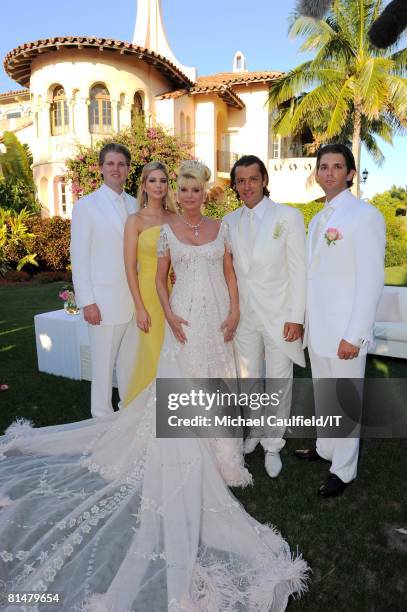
xmin=194 ymin=71 xmax=283 ymax=90
xmin=0 ymin=89 xmax=30 ymax=99
xmin=3 ymin=37 xmax=193 ymax=89
xmin=156 ymin=70 xmax=282 ymax=109
xmin=158 ymin=89 xmax=188 ymax=100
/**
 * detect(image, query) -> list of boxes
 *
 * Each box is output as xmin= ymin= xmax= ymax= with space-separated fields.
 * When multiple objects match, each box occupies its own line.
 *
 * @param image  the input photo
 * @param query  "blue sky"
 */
xmin=1 ymin=0 xmax=405 ymax=197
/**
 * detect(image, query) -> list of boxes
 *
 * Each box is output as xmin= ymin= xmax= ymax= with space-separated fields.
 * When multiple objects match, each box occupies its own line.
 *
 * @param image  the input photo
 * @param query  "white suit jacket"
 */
xmin=305 ymin=189 xmax=385 ymax=357
xmin=70 ymin=184 xmax=138 ymax=325
xmin=225 ymin=197 xmax=307 ymax=366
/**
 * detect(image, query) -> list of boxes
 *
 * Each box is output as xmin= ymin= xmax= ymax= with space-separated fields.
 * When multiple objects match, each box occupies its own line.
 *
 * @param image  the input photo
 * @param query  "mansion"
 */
xmin=0 ymin=0 xmax=323 ymax=218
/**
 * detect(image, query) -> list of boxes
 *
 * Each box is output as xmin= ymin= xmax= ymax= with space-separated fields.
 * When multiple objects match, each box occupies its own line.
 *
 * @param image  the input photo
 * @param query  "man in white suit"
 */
xmin=225 ymin=155 xmax=307 ymax=478
xmin=70 ymin=143 xmax=139 ymax=418
xmin=296 ymin=144 xmax=385 ymax=497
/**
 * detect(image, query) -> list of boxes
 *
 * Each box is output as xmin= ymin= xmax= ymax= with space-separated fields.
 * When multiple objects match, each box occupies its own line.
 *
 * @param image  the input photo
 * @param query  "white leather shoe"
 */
xmin=265 ymin=452 xmax=282 ymax=478
xmin=243 ymin=437 xmax=260 ymax=455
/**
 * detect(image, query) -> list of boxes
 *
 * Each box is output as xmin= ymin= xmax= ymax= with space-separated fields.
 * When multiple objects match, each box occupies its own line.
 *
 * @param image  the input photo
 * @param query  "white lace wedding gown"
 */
xmin=0 ymin=223 xmax=308 ymax=612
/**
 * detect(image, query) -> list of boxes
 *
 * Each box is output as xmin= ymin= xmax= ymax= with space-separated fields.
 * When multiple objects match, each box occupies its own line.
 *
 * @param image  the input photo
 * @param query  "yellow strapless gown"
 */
xmin=123 ymin=226 xmax=170 ymax=407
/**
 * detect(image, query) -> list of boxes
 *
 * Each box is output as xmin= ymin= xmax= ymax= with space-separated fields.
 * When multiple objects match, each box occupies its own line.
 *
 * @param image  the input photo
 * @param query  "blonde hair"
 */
xmin=137 ymin=161 xmax=176 ymax=212
xmin=177 ymin=160 xmax=211 ymax=192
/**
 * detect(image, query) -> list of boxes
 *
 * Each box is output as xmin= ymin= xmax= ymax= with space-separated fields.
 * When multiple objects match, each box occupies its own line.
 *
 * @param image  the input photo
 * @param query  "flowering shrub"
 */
xmin=65 ymin=120 xmax=192 ymax=198
xmin=27 ymin=216 xmax=71 ymax=272
xmin=204 ymin=185 xmax=240 ymax=219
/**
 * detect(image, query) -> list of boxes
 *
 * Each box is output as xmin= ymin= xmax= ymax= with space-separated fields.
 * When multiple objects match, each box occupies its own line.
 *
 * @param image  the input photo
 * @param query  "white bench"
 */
xmin=369 ymin=286 xmax=407 ymax=359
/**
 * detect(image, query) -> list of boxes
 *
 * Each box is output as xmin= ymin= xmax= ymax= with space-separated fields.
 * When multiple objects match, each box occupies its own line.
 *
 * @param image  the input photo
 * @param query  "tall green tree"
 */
xmin=268 ymin=0 xmax=407 ymax=196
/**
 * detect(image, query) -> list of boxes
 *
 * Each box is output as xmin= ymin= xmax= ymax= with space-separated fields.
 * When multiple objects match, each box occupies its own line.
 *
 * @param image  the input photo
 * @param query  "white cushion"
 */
xmin=376 ymin=291 xmax=402 ymax=322
xmin=399 ymin=289 xmax=407 ymax=320
xmin=374 ymin=322 xmax=407 ymax=342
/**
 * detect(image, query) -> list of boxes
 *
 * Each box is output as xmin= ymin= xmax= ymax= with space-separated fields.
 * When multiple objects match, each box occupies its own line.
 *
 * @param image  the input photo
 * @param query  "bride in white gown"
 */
xmin=0 ymin=161 xmax=308 ymax=612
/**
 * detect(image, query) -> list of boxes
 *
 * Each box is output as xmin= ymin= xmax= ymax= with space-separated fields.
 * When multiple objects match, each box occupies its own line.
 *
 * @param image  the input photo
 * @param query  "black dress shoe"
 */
xmin=318 ymin=474 xmax=350 ymax=498
xmin=294 ymin=448 xmax=321 ymax=461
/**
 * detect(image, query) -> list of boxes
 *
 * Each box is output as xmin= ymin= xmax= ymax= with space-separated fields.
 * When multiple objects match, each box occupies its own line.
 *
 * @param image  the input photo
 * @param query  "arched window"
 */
xmin=50 ymin=86 xmax=69 ymax=135
xmin=59 ymin=179 xmax=67 ymax=216
xmin=89 ymin=84 xmax=112 ymax=134
xmin=131 ymin=92 xmax=144 ymax=124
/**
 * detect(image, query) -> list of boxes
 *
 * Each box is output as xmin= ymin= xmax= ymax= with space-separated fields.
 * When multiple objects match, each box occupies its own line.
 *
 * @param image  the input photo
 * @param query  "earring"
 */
xmin=165 ymin=200 xmax=168 ymax=211
xmin=143 ymin=192 xmax=148 ymax=208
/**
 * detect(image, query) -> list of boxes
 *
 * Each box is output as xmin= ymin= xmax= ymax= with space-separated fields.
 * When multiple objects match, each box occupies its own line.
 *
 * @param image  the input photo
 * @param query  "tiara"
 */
xmin=180 ymin=159 xmax=206 ymax=172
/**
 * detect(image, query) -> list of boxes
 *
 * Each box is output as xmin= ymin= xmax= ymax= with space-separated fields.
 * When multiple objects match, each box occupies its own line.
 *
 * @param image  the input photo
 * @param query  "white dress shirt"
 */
xmin=242 ymin=197 xmax=269 ymax=245
xmin=100 ymin=183 xmax=128 ymax=225
xmin=312 ymin=189 xmax=351 ymax=253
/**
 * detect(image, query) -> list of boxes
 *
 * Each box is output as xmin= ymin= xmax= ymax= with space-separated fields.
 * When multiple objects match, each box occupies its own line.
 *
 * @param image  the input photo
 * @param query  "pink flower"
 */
xmin=324 ymin=227 xmax=343 ymax=245
xmin=59 ymin=290 xmax=69 ymax=301
xmin=0 ymin=384 xmax=8 ymax=391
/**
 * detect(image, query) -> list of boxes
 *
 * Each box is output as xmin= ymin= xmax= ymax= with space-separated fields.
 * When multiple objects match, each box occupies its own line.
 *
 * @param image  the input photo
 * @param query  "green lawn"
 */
xmin=385 ymin=264 xmax=407 ymax=287
xmin=1 ymin=283 xmax=406 ymax=611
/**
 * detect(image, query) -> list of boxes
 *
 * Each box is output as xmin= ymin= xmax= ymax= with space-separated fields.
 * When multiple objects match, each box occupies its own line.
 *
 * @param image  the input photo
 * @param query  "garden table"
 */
xmin=34 ymin=309 xmax=90 ymax=380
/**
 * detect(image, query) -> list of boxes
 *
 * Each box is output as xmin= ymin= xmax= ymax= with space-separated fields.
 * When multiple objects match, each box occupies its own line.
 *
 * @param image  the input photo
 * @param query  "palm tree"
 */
xmin=268 ymin=0 xmax=407 ymax=196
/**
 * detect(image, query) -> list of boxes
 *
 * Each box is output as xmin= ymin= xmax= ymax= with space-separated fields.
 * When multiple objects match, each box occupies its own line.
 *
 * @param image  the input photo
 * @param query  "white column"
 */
xmin=194 ymin=100 xmax=216 ymax=180
xmin=111 ymin=99 xmax=119 ymax=132
xmin=68 ymin=99 xmax=75 ymax=135
xmin=75 ymin=97 xmax=92 ymax=146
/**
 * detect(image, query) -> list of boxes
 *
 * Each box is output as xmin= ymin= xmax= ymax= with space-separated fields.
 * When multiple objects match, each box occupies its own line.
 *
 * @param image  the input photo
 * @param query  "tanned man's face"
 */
xmin=316 ymin=153 xmax=355 ymax=200
xmin=234 ymin=163 xmax=267 ymax=208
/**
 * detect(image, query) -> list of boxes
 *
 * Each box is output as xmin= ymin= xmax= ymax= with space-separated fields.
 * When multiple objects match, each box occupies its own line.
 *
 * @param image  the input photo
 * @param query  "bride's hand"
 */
xmin=167 ymin=313 xmax=189 ymax=344
xmin=220 ymin=311 xmax=239 ymax=343
xmin=136 ymin=308 xmax=151 ymax=333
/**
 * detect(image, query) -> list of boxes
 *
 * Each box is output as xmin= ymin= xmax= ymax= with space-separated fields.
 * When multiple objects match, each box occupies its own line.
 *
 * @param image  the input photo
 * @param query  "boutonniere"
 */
xmin=273 ymin=220 xmax=286 ymax=239
xmin=324 ymin=227 xmax=343 ymax=246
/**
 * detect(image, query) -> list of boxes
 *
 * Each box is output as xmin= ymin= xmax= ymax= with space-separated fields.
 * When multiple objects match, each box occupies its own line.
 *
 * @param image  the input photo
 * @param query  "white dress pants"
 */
xmin=308 ymin=344 xmax=366 ymax=483
xmin=234 ymin=306 xmax=293 ymax=453
xmin=88 ymin=318 xmax=138 ymax=418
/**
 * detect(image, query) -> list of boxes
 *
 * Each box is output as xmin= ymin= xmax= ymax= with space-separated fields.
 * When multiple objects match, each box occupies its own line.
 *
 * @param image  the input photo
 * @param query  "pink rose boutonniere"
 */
xmin=324 ymin=227 xmax=343 ymax=246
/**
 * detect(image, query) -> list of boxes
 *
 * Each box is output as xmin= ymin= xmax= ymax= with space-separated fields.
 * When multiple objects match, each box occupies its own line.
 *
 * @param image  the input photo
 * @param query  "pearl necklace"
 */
xmin=181 ymin=215 xmax=205 ymax=237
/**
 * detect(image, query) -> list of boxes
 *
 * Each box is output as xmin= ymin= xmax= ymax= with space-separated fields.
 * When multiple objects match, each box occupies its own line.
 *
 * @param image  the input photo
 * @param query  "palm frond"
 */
xmin=363 ymin=131 xmax=385 ymax=165
xmin=358 ymin=57 xmax=392 ymax=117
xmin=326 ymin=78 xmax=354 ymax=136
xmin=389 ymin=48 xmax=407 ymax=76
xmin=368 ymin=117 xmax=395 ymax=145
xmin=268 ymin=62 xmax=315 ymax=106
xmin=285 ymin=83 xmax=343 ymax=134
xmin=386 ymin=76 xmax=407 ymax=126
xmin=289 ymin=16 xmax=336 ymax=50
xmin=311 ymin=34 xmax=355 ymax=66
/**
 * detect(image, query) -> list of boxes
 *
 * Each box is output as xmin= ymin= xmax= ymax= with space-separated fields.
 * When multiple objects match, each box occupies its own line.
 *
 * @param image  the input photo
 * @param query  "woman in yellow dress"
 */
xmin=123 ymin=161 xmax=176 ymax=406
